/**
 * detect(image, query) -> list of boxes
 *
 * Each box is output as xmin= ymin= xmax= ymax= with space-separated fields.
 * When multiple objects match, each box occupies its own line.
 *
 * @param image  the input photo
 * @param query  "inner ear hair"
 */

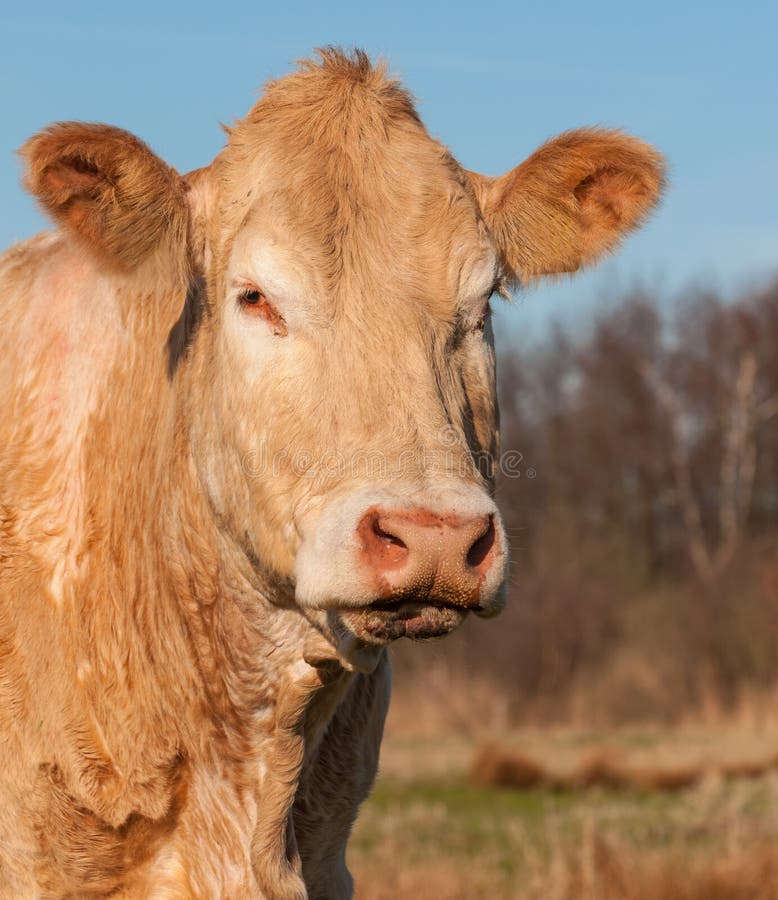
xmin=472 ymin=128 xmax=666 ymax=283
xmin=20 ymin=122 xmax=189 ymax=274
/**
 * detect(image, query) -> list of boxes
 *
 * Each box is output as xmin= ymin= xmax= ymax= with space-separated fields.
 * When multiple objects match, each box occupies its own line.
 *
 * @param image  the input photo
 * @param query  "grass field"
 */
xmin=348 ymin=730 xmax=778 ymax=899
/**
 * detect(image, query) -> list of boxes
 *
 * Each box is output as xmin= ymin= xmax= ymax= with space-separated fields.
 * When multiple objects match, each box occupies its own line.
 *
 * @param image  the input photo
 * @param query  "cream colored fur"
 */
xmin=0 ymin=48 xmax=664 ymax=897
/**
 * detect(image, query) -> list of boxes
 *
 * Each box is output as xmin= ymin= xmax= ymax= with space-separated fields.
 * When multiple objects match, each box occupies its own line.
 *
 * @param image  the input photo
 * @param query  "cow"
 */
xmin=0 ymin=48 xmax=664 ymax=898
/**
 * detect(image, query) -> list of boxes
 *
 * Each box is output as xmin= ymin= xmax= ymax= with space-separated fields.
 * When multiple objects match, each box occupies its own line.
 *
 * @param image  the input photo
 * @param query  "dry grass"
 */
xmin=471 ymin=740 xmax=778 ymax=793
xmin=569 ymin=746 xmax=634 ymax=790
xmin=351 ymin=727 xmax=778 ymax=899
xmin=354 ymin=839 xmax=778 ymax=900
xmin=719 ymin=753 xmax=778 ymax=780
xmin=470 ymin=743 xmax=547 ymax=790
xmin=353 ymin=865 xmax=512 ymax=899
xmin=387 ymin=656 xmax=778 ymax=737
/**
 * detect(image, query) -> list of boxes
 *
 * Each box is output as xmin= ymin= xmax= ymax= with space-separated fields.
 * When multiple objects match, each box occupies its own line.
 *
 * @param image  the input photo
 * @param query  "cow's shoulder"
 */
xmin=0 ymin=232 xmax=126 ymax=580
xmin=1 ymin=230 xmax=124 ymax=411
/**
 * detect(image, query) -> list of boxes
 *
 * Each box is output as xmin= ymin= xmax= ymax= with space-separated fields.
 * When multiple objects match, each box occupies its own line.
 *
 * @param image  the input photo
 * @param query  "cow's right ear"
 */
xmin=20 ymin=122 xmax=189 ymax=273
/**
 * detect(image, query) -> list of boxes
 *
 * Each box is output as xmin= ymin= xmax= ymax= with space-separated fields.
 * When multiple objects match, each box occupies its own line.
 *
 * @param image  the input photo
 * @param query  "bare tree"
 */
xmin=638 ymin=299 xmax=778 ymax=581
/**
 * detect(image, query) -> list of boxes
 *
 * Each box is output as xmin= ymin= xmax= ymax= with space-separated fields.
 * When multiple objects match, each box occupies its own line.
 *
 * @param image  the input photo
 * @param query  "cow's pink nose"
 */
xmin=357 ymin=507 xmax=498 ymax=608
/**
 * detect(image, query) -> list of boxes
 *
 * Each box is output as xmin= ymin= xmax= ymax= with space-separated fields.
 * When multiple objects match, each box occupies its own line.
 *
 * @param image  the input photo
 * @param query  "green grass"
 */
xmin=349 ymin=771 xmax=778 ymax=883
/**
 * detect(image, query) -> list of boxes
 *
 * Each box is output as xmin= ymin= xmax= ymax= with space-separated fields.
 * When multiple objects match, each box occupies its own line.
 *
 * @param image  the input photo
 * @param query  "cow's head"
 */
xmin=22 ymin=50 xmax=665 ymax=670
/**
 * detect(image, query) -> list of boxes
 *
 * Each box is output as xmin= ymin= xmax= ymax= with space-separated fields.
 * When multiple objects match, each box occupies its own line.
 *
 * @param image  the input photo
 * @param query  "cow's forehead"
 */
xmin=226 ymin=204 xmax=497 ymax=332
xmin=216 ymin=52 xmax=496 ymax=318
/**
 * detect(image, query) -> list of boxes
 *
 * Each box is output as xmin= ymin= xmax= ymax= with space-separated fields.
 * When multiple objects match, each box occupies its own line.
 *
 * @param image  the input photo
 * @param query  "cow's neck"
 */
xmin=60 ymin=288 xmax=355 ymax=889
xmin=153 ymin=404 xmax=358 ymax=891
xmin=16 ymin=273 xmax=364 ymax=896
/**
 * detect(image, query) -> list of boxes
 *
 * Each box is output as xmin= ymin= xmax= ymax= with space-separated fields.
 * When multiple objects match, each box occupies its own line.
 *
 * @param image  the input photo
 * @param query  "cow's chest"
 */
xmin=30 ymin=643 xmax=358 ymax=900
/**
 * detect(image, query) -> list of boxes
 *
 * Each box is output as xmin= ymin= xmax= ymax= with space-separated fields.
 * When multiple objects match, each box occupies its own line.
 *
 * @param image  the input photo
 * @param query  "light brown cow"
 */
xmin=0 ymin=49 xmax=664 ymax=898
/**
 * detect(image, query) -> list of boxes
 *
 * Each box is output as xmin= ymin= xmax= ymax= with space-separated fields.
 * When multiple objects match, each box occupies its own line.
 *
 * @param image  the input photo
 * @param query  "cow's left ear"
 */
xmin=21 ymin=122 xmax=189 ymax=273
xmin=468 ymin=128 xmax=666 ymax=284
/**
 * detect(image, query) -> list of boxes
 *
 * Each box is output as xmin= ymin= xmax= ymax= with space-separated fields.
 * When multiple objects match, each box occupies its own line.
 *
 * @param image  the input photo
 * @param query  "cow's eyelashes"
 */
xmin=237 ymin=286 xmax=288 ymax=337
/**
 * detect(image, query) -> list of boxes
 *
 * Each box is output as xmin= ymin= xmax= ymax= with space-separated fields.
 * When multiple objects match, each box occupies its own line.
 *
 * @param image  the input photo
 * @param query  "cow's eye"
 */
xmin=237 ymin=286 xmax=288 ymax=337
xmin=239 ymin=288 xmax=262 ymax=305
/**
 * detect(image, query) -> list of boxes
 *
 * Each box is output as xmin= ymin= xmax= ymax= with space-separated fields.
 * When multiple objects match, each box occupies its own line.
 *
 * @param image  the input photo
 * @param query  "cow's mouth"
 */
xmin=309 ymin=600 xmax=473 ymax=672
xmin=340 ymin=602 xmax=467 ymax=643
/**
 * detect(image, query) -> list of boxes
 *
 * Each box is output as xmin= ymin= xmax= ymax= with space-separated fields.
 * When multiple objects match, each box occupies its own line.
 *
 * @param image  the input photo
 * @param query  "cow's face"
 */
xmin=22 ymin=50 xmax=664 ymax=671
xmin=188 ymin=88 xmax=507 ymax=668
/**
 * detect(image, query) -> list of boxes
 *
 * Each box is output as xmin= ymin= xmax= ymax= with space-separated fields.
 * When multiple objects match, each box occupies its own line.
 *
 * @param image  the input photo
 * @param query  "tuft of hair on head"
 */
xmin=237 ymin=45 xmax=419 ymax=135
xmin=305 ymin=45 xmax=376 ymax=82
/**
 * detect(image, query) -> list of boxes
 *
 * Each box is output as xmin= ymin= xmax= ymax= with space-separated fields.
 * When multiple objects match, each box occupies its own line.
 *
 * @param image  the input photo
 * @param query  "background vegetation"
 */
xmin=352 ymin=276 xmax=778 ymax=898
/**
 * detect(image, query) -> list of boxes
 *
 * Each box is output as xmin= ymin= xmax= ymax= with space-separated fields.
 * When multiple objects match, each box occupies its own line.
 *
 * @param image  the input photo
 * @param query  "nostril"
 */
xmin=373 ymin=517 xmax=407 ymax=550
xmin=358 ymin=510 xmax=410 ymax=571
xmin=466 ymin=516 xmax=496 ymax=570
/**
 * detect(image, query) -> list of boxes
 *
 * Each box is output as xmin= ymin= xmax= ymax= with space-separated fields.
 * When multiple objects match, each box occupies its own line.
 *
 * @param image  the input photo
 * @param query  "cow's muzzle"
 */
xmin=357 ymin=506 xmax=500 ymax=614
xmin=294 ymin=488 xmax=508 ymax=660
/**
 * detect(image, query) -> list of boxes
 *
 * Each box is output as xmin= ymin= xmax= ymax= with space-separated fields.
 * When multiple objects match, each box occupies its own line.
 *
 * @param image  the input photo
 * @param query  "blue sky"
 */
xmin=2 ymin=1 xmax=776 ymax=342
